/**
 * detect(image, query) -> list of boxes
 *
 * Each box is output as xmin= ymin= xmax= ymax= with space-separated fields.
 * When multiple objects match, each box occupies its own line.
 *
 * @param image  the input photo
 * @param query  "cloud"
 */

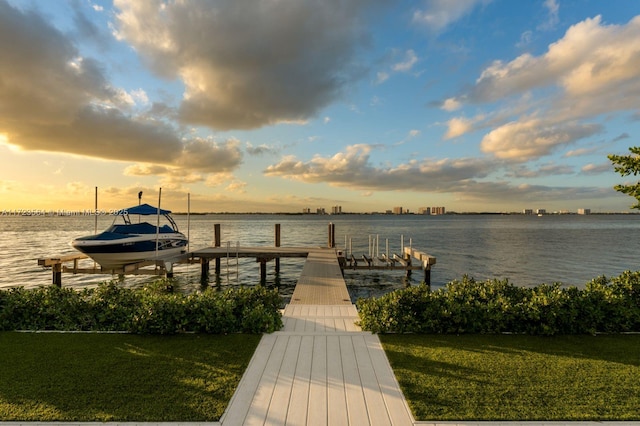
xmin=265 ymin=144 xmax=494 ymax=192
xmin=246 ymin=142 xmax=281 ymax=156
xmin=114 ymin=0 xmax=381 ymax=130
xmin=538 ymin=0 xmax=559 ymax=31
xmin=392 ymin=49 xmax=418 ymax=72
xmin=441 ymin=97 xmax=462 ymax=112
xmin=376 ymin=71 xmax=390 ymax=84
xmin=440 ymin=12 xmax=640 ymax=162
xmin=264 ymin=144 xmax=610 ymax=204
xmin=466 ymin=15 xmax=640 ymax=115
xmin=480 ymin=119 xmax=601 ymax=162
xmin=444 ymin=117 xmax=474 ymax=139
xmin=412 ymin=0 xmax=488 ymax=34
xmin=581 ymin=163 xmax=612 ymax=175
xmin=612 ymin=132 xmax=630 ymax=143
xmin=0 ymin=1 xmax=243 ymax=175
xmin=506 ymin=163 xmax=574 ymax=179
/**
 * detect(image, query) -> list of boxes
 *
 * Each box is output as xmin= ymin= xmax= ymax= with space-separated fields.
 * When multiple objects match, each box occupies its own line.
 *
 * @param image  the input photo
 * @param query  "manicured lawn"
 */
xmin=380 ymin=334 xmax=640 ymax=421
xmin=0 ymin=332 xmax=260 ymax=422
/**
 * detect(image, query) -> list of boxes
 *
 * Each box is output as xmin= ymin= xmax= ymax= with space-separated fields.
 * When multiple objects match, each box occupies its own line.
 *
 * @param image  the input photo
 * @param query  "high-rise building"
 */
xmin=578 ymin=208 xmax=591 ymax=215
xmin=392 ymin=206 xmax=403 ymax=214
xmin=418 ymin=207 xmax=431 ymax=215
xmin=331 ymin=205 xmax=342 ymax=214
xmin=431 ymin=207 xmax=446 ymax=215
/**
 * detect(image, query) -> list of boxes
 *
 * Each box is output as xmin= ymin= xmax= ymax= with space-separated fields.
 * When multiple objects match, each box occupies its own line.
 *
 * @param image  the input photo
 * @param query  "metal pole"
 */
xmin=94 ymin=187 xmax=98 ymax=235
xmin=155 ymin=188 xmax=161 ymax=260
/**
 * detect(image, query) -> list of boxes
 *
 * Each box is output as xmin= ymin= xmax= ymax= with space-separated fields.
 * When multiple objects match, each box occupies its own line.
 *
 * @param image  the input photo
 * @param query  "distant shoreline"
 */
xmin=170 ymin=211 xmax=640 ymax=216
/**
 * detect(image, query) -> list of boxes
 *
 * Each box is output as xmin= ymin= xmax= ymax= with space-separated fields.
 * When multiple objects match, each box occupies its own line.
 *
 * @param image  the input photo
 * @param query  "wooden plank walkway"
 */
xmin=220 ymin=248 xmax=414 ymax=425
xmin=290 ymin=248 xmax=352 ymax=305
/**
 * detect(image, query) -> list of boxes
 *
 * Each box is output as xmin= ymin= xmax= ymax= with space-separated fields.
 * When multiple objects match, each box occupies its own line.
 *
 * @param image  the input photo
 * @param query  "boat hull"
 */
xmin=72 ymin=234 xmax=188 ymax=269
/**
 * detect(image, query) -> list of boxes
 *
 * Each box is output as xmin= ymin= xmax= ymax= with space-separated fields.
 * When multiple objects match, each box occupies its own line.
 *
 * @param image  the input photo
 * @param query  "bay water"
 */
xmin=1 ymin=213 xmax=639 ymax=303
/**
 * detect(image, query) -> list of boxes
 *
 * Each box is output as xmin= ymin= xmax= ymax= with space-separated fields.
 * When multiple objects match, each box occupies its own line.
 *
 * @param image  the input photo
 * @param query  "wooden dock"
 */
xmin=220 ymin=247 xmax=415 ymax=425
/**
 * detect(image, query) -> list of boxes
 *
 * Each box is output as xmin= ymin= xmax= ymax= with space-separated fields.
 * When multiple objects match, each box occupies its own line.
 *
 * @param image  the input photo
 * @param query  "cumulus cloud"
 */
xmin=467 ymin=15 xmax=640 ymax=113
xmin=0 ymin=1 xmax=242 ymax=174
xmin=265 ymin=144 xmax=494 ymax=192
xmin=439 ymin=14 xmax=640 ymax=163
xmin=480 ymin=119 xmax=601 ymax=162
xmin=444 ymin=117 xmax=474 ymax=139
xmin=114 ymin=0 xmax=380 ymax=130
xmin=264 ymin=144 xmax=609 ymax=203
xmin=441 ymin=97 xmax=462 ymax=112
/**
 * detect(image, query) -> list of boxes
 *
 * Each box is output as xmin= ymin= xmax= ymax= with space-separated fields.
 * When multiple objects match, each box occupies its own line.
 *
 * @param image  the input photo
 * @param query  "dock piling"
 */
xmin=214 ymin=224 xmax=221 ymax=274
xmin=275 ymin=224 xmax=281 ymax=274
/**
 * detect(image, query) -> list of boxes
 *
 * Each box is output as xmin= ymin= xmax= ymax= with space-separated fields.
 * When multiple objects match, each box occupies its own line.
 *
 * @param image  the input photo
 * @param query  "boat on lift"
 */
xmin=71 ymin=203 xmax=188 ymax=269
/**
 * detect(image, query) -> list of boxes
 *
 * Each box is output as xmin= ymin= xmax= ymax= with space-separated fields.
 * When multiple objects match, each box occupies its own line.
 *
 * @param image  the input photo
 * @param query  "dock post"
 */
xmin=328 ymin=222 xmax=335 ymax=248
xmin=424 ymin=264 xmax=431 ymax=290
xmin=214 ymin=224 xmax=221 ymax=274
xmin=200 ymin=258 xmax=210 ymax=283
xmin=275 ymin=224 xmax=281 ymax=274
xmin=52 ymin=263 xmax=62 ymax=287
xmin=259 ymin=258 xmax=267 ymax=283
xmin=404 ymin=252 xmax=412 ymax=278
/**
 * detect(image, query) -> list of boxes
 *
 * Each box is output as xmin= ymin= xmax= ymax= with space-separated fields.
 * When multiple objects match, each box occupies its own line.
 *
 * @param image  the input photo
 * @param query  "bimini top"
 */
xmin=119 ymin=203 xmax=172 ymax=216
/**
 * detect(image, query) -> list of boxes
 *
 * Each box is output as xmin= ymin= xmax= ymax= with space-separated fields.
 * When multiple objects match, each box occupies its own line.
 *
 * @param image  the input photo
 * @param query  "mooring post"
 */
xmin=275 ymin=224 xmax=281 ymax=274
xmin=52 ymin=263 xmax=62 ymax=287
xmin=404 ymin=251 xmax=412 ymax=278
xmin=200 ymin=257 xmax=210 ymax=283
xmin=259 ymin=258 xmax=267 ymax=282
xmin=214 ymin=223 xmax=221 ymax=274
xmin=424 ymin=265 xmax=431 ymax=290
xmin=328 ymin=222 xmax=335 ymax=248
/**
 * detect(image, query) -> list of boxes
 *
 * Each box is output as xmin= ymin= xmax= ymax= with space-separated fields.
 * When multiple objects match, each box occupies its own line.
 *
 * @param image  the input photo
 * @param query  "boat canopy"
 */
xmin=120 ymin=203 xmax=172 ymax=215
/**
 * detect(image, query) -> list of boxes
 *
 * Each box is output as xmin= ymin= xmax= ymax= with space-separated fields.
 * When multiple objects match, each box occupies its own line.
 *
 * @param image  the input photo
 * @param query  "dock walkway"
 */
xmin=220 ymin=247 xmax=414 ymax=425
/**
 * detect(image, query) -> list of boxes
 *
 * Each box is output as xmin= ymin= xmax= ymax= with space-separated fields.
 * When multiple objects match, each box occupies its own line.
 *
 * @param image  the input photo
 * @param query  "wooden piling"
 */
xmin=214 ymin=223 xmax=221 ymax=274
xmin=328 ymin=222 xmax=335 ymax=248
xmin=53 ymin=263 xmax=62 ymax=287
xmin=275 ymin=224 xmax=281 ymax=274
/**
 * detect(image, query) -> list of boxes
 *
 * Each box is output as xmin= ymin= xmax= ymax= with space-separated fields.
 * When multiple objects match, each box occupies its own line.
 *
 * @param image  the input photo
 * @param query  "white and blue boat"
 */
xmin=71 ymin=203 xmax=188 ymax=269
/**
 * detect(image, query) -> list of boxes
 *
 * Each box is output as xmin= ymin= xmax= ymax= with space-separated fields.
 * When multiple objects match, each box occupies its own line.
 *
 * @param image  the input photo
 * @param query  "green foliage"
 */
xmin=0 ymin=280 xmax=282 ymax=334
xmin=608 ymin=146 xmax=640 ymax=209
xmin=357 ymin=272 xmax=640 ymax=335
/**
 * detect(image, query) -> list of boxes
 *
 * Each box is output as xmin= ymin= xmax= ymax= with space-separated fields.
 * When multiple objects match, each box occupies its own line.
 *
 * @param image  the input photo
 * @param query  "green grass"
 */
xmin=380 ymin=334 xmax=640 ymax=421
xmin=0 ymin=332 xmax=261 ymax=422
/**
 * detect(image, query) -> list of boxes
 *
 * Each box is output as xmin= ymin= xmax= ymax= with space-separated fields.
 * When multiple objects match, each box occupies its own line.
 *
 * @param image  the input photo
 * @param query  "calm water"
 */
xmin=1 ymin=214 xmax=639 ymax=302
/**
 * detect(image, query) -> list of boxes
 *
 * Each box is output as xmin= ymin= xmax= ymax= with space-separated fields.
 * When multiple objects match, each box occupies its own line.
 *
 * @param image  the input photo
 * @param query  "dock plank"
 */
xmin=327 ymin=335 xmax=349 ymax=426
xmin=268 ymin=336 xmax=300 ymax=424
xmin=286 ymin=335 xmax=313 ymax=425
xmin=307 ymin=336 xmax=328 ymax=426
xmin=340 ymin=335 xmax=369 ymax=424
xmin=244 ymin=335 xmax=289 ymax=425
xmin=220 ymin=249 xmax=415 ymax=426
xmin=221 ymin=334 xmax=278 ymax=425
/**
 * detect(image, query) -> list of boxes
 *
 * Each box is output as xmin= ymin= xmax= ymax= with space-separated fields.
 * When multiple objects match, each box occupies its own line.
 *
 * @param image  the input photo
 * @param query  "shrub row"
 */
xmin=356 ymin=271 xmax=640 ymax=335
xmin=0 ymin=281 xmax=282 ymax=334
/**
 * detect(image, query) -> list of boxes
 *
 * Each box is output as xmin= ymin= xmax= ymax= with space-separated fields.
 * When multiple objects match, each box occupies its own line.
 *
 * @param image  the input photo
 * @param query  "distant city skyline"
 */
xmin=1 ymin=1 xmax=640 ymax=214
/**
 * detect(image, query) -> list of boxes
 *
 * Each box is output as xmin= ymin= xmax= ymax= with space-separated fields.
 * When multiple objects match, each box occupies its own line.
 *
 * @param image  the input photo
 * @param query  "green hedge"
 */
xmin=0 ymin=281 xmax=282 ymax=334
xmin=356 ymin=271 xmax=640 ymax=335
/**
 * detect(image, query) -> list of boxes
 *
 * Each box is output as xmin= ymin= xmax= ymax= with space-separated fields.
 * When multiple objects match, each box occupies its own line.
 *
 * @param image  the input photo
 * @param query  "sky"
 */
xmin=1 ymin=0 xmax=640 ymax=213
